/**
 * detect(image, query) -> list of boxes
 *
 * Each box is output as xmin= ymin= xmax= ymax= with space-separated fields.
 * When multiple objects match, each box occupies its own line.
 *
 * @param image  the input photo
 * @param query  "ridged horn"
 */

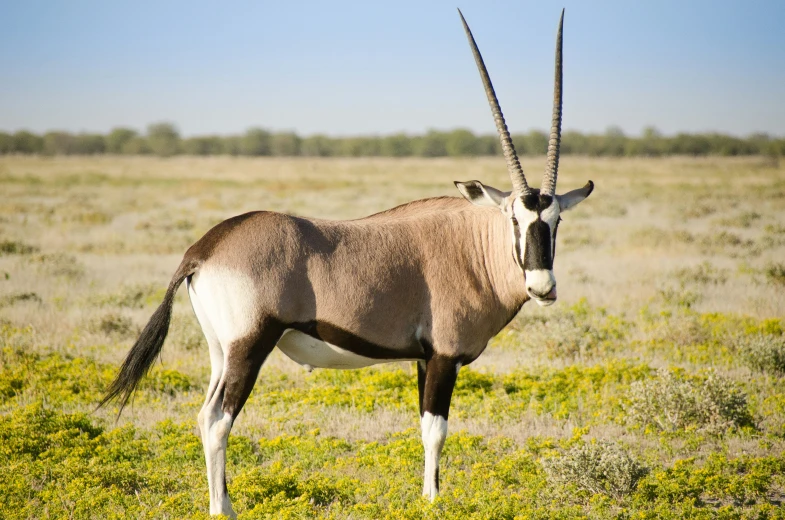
xmin=541 ymin=9 xmax=564 ymax=197
xmin=458 ymin=9 xmax=531 ymax=197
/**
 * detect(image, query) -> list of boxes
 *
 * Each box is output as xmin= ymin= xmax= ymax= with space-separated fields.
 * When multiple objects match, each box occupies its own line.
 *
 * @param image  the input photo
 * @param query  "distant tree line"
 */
xmin=1 ymin=123 xmax=783 ymax=158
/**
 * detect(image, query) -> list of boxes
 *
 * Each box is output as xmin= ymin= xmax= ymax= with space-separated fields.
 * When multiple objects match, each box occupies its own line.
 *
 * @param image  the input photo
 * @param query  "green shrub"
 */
xmin=625 ymin=369 xmax=754 ymax=434
xmin=0 ymin=239 xmax=38 ymax=255
xmin=140 ymin=369 xmax=192 ymax=396
xmin=633 ymin=454 xmax=785 ymax=509
xmin=92 ymin=283 xmax=164 ymax=309
xmin=0 ymin=292 xmax=42 ymax=307
xmin=764 ymin=262 xmax=785 ymax=285
xmin=672 ymin=261 xmax=728 ymax=286
xmin=542 ymin=440 xmax=648 ymax=500
xmin=736 ymin=333 xmax=785 ymax=375
xmin=716 ymin=211 xmax=761 ymax=228
xmin=658 ymin=285 xmax=701 ymax=309
xmin=88 ymin=312 xmax=136 ymax=338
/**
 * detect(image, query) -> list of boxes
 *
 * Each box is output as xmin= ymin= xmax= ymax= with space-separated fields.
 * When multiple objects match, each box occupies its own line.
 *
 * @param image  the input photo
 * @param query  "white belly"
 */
xmin=276 ymin=329 xmax=414 ymax=370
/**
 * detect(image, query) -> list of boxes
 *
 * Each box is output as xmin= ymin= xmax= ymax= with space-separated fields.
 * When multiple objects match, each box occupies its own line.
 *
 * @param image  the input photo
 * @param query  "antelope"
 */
xmin=100 ymin=8 xmax=593 ymax=517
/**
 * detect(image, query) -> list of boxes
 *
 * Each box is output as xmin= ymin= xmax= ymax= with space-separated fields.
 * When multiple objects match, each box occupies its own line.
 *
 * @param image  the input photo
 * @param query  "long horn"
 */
xmin=458 ymin=9 xmax=531 ymax=196
xmin=541 ymin=9 xmax=564 ymax=197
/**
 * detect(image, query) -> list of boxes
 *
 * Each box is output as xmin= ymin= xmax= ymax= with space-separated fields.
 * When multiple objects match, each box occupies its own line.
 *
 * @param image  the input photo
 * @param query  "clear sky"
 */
xmin=1 ymin=0 xmax=784 ymax=137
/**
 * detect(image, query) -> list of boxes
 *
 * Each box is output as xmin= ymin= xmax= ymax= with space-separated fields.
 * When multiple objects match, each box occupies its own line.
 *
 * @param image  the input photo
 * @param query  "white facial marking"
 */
xmin=512 ymin=197 xmax=539 ymax=226
xmin=525 ymin=268 xmax=556 ymax=306
xmin=421 ymin=411 xmax=448 ymax=501
xmin=509 ymin=198 xmax=537 ymax=271
xmin=512 ymin=197 xmax=560 ymax=302
xmin=540 ymin=198 xmax=560 ymax=227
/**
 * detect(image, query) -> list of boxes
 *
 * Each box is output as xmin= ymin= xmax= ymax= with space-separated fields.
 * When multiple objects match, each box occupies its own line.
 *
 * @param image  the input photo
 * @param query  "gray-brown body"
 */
xmin=188 ymin=196 xmax=527 ymax=366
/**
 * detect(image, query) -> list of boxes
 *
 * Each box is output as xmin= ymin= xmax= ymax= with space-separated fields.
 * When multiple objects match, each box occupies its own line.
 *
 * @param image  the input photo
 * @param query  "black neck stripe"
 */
xmin=511 ymin=217 xmax=523 ymax=269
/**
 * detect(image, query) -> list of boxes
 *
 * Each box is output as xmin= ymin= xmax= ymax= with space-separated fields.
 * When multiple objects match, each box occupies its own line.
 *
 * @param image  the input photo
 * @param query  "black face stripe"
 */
xmin=515 ymin=190 xmax=560 ymax=271
xmin=523 ymin=220 xmax=554 ymax=270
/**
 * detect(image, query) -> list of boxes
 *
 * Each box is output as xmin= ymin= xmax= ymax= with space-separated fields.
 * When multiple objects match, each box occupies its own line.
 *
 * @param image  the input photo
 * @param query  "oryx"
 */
xmin=101 ymin=8 xmax=593 ymax=516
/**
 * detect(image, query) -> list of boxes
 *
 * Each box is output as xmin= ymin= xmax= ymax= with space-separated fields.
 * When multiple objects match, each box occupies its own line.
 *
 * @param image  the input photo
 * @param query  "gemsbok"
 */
xmin=101 ymin=8 xmax=593 ymax=517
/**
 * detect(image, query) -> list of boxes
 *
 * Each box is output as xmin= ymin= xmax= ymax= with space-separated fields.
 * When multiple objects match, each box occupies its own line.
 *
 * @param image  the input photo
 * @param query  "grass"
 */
xmin=1 ymin=155 xmax=785 ymax=518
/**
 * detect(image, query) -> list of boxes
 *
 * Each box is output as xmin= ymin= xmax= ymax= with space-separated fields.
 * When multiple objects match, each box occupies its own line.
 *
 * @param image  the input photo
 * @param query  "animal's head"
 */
xmin=454 ymin=9 xmax=593 ymax=307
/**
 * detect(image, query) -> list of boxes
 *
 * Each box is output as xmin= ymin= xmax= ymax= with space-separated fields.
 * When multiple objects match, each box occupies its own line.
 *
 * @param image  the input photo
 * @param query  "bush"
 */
xmin=542 ymin=440 xmax=648 ymax=500
xmin=625 ymin=369 xmax=754 ymax=434
xmin=92 ymin=283 xmax=163 ymax=309
xmin=672 ymin=262 xmax=728 ymax=286
xmin=735 ymin=333 xmax=785 ymax=375
xmin=0 ymin=292 xmax=42 ymax=308
xmin=0 ymin=240 xmax=38 ymax=255
xmin=764 ymin=263 xmax=785 ymax=285
xmin=88 ymin=312 xmax=136 ymax=338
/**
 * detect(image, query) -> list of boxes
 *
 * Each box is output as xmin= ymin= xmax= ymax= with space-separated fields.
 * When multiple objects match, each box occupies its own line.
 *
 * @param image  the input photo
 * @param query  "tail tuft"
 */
xmin=98 ymin=260 xmax=196 ymax=416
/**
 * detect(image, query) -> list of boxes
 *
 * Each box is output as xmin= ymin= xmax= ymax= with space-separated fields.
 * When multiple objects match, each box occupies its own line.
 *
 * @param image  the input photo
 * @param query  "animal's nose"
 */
xmin=528 ymin=285 xmax=555 ymax=299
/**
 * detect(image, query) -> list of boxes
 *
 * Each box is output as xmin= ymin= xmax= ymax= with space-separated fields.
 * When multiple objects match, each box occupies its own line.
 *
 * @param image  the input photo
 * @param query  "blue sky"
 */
xmin=1 ymin=0 xmax=784 ymax=137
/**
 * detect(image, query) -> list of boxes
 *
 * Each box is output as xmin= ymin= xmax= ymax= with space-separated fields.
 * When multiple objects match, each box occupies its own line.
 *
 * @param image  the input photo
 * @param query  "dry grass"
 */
xmin=1 ymin=155 xmax=784 ymax=443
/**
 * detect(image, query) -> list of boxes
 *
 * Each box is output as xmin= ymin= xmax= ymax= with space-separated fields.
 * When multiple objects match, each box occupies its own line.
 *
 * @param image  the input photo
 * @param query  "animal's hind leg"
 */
xmin=200 ymin=318 xmax=284 ymax=517
xmin=189 ymin=280 xmax=232 ymax=515
xmin=189 ymin=281 xmax=224 ymax=409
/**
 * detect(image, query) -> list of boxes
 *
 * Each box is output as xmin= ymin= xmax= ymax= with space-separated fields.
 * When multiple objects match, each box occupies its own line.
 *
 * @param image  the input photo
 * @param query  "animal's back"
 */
xmin=183 ymin=198 xmax=489 ymax=354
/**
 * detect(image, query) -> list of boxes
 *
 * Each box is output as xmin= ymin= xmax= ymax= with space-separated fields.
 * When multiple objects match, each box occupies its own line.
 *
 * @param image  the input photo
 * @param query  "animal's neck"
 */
xmin=474 ymin=209 xmax=530 ymax=317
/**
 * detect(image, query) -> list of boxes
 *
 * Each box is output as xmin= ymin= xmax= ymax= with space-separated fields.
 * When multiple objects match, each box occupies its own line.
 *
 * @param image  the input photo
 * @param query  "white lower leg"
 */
xmin=199 ymin=391 xmax=236 ymax=517
xmin=421 ymin=411 xmax=448 ymax=500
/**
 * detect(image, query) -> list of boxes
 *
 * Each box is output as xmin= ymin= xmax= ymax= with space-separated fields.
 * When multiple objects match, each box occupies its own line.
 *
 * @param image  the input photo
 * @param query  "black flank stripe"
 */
xmin=288 ymin=320 xmax=425 ymax=360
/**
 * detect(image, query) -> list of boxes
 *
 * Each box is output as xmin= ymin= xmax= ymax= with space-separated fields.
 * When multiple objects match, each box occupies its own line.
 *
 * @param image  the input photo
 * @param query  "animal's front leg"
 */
xmin=419 ymin=355 xmax=460 ymax=500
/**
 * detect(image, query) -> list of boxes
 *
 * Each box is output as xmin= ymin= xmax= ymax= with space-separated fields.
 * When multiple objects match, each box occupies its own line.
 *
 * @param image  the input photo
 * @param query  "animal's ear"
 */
xmin=556 ymin=180 xmax=594 ymax=211
xmin=454 ymin=180 xmax=507 ymax=209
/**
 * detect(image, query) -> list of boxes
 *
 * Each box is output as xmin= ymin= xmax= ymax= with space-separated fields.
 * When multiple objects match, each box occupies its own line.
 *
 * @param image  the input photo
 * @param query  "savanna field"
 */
xmin=2 ymin=155 xmax=785 ymax=519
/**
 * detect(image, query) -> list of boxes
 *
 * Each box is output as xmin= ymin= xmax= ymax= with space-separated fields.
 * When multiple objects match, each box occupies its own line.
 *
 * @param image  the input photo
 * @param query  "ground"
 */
xmin=1 ymin=155 xmax=784 ymax=519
